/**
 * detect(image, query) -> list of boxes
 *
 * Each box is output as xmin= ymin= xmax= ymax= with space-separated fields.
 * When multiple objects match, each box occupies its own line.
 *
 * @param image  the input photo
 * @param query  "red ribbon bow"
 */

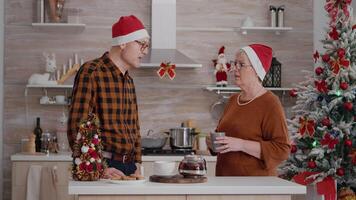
xmin=330 ymin=57 xmax=350 ymax=74
xmin=299 ymin=117 xmax=316 ymax=137
xmin=320 ymin=133 xmax=339 ymax=149
xmin=157 ymin=62 xmax=176 ymax=80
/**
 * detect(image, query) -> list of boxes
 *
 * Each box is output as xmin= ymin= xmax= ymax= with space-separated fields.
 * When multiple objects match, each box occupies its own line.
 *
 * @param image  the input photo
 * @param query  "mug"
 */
xmin=55 ymin=95 xmax=66 ymax=104
xmin=210 ymin=132 xmax=225 ymax=152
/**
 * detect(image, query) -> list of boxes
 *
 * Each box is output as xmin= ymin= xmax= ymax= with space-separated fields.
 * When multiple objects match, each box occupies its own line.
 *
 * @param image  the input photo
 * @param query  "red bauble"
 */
xmin=291 ymin=145 xmax=297 ymax=153
xmin=322 ymin=54 xmax=330 ymax=62
xmin=340 ymin=82 xmax=348 ymax=90
xmin=308 ymin=161 xmax=317 ymax=169
xmin=336 ymin=167 xmax=345 ymax=176
xmin=337 ymin=48 xmax=346 ymax=58
xmin=322 ymin=117 xmax=331 ymax=127
xmin=289 ymin=89 xmax=297 ymax=97
xmin=315 ymin=67 xmax=324 ymax=75
xmin=353 ymin=24 xmax=356 ymax=30
xmin=343 ymin=102 xmax=353 ymax=111
xmin=344 ymin=139 xmax=352 ymax=147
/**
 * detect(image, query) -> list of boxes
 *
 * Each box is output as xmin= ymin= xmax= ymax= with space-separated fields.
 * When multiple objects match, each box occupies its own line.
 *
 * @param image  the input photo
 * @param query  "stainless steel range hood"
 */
xmin=140 ymin=0 xmax=202 ymax=68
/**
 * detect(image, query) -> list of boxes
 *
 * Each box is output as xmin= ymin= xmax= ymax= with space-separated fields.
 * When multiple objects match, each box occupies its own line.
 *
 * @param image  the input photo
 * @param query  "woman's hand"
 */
xmin=103 ymin=167 xmax=125 ymax=179
xmin=215 ymin=136 xmax=245 ymax=153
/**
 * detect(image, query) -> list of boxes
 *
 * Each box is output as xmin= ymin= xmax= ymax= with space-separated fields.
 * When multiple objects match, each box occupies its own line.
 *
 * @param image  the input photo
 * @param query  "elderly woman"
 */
xmin=207 ymin=44 xmax=290 ymax=176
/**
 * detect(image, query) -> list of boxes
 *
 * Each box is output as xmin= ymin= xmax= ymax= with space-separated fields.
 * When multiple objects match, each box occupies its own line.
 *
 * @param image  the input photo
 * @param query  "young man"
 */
xmin=68 ymin=15 xmax=150 ymax=178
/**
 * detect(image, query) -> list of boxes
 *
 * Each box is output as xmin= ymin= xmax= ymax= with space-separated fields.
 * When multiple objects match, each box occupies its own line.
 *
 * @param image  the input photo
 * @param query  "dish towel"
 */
xmin=26 ymin=165 xmax=42 ymax=200
xmin=40 ymin=166 xmax=58 ymax=200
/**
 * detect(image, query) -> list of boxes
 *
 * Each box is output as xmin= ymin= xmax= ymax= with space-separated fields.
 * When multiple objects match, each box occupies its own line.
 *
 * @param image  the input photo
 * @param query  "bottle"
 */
xmin=277 ymin=5 xmax=285 ymax=27
xmin=33 ymin=117 xmax=43 ymax=152
xmin=269 ymin=5 xmax=277 ymax=27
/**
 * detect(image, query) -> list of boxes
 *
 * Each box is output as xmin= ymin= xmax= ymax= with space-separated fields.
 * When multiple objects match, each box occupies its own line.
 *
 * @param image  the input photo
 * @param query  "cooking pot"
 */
xmin=166 ymin=127 xmax=198 ymax=149
xmin=141 ymin=129 xmax=167 ymax=149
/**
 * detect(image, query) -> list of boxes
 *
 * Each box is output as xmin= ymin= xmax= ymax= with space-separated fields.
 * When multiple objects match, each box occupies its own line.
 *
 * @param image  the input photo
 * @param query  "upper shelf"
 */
xmin=32 ymin=23 xmax=86 ymax=33
xmin=206 ymin=85 xmax=293 ymax=95
xmin=26 ymin=84 xmax=73 ymax=89
xmin=240 ymin=26 xmax=293 ymax=35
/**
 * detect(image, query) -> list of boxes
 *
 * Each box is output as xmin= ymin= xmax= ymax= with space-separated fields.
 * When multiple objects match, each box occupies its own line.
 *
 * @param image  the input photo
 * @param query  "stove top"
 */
xmin=142 ymin=148 xmax=195 ymax=156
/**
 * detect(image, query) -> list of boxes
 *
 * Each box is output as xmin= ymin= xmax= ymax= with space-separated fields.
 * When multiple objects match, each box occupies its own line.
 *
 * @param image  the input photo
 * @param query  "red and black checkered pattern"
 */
xmin=67 ymin=52 xmax=141 ymax=163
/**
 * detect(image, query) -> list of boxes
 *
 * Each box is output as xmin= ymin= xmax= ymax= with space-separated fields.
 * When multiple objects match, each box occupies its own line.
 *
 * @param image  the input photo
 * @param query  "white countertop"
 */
xmin=68 ymin=176 xmax=306 ymax=195
xmin=10 ymin=153 xmax=217 ymax=162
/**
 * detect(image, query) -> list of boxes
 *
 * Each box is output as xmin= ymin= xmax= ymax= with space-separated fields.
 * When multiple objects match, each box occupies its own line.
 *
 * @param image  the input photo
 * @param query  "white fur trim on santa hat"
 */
xmin=112 ymin=29 xmax=150 ymax=46
xmin=241 ymin=46 xmax=266 ymax=81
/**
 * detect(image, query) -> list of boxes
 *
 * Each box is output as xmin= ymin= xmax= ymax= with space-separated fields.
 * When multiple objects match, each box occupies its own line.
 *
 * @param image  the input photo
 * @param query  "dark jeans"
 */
xmin=106 ymin=159 xmax=137 ymax=176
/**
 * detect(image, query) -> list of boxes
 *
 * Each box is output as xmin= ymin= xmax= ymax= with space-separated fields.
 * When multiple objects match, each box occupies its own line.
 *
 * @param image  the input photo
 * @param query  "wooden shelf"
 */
xmin=39 ymin=102 xmax=69 ymax=106
xmin=25 ymin=84 xmax=73 ymax=96
xmin=32 ymin=23 xmax=86 ymax=33
xmin=240 ymin=26 xmax=293 ymax=35
xmin=26 ymin=84 xmax=73 ymax=89
xmin=206 ymin=85 xmax=293 ymax=95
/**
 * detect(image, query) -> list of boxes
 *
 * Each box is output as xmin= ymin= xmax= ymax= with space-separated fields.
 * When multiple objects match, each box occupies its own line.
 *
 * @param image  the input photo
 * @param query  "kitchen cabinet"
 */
xmin=11 ymin=153 xmax=217 ymax=200
xmin=12 ymin=160 xmax=74 ymax=200
xmin=68 ymin=176 xmax=306 ymax=200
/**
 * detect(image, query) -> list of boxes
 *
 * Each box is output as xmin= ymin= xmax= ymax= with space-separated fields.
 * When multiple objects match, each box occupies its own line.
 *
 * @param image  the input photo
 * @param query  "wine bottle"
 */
xmin=34 ymin=117 xmax=43 ymax=152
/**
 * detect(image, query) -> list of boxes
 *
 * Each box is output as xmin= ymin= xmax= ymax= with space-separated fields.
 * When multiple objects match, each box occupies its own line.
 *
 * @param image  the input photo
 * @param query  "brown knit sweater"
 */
xmin=215 ymin=91 xmax=290 ymax=176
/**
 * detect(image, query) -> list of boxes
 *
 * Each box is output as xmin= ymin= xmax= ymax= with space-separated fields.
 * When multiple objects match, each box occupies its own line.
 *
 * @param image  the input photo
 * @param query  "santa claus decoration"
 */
xmin=213 ymin=46 xmax=231 ymax=87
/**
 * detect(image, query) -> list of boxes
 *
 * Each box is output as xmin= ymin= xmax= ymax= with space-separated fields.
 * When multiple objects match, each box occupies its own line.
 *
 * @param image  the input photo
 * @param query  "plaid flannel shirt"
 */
xmin=67 ymin=52 xmax=142 ymax=163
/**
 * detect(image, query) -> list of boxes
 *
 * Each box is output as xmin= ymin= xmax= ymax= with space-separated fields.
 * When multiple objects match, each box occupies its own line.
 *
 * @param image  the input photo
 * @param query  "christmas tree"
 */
xmin=280 ymin=0 xmax=356 ymax=195
xmin=72 ymin=113 xmax=106 ymax=181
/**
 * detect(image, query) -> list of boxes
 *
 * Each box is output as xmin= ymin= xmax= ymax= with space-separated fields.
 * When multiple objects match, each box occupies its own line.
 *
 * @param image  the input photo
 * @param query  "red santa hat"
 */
xmin=112 ymin=15 xmax=150 ymax=46
xmin=241 ymin=44 xmax=273 ymax=81
xmin=218 ymin=46 xmax=225 ymax=55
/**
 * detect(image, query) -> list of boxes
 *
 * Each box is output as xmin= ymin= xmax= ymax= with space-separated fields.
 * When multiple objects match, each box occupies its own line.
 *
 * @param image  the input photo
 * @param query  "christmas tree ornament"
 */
xmin=291 ymin=145 xmax=297 ymax=153
xmin=321 ymin=117 xmax=331 ymax=127
xmin=322 ymin=54 xmax=331 ymax=62
xmin=315 ymin=67 xmax=324 ymax=75
xmin=157 ymin=62 xmax=176 ymax=80
xmin=321 ymin=133 xmax=339 ymax=149
xmin=317 ymin=95 xmax=324 ymax=102
xmin=212 ymin=46 xmax=231 ymax=87
xmin=344 ymin=139 xmax=352 ymax=147
xmin=289 ymin=89 xmax=298 ymax=97
xmin=329 ymin=27 xmax=339 ymax=40
xmin=340 ymin=82 xmax=349 ymax=90
xmin=337 ymin=48 xmax=346 ymax=58
xmin=343 ymin=102 xmax=353 ymax=111
xmin=307 ymin=160 xmax=317 ymax=169
xmin=336 ymin=167 xmax=345 ymax=176
xmin=313 ymin=51 xmax=320 ymax=63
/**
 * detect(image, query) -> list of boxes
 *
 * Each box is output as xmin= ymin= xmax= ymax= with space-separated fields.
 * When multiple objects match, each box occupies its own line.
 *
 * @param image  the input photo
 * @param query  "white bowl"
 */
xmin=153 ymin=161 xmax=177 ymax=176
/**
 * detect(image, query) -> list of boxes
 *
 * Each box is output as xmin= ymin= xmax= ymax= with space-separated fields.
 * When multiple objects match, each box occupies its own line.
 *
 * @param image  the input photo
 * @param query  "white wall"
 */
xmin=0 ymin=0 xmax=4 ymax=198
xmin=313 ymin=0 xmax=328 ymax=54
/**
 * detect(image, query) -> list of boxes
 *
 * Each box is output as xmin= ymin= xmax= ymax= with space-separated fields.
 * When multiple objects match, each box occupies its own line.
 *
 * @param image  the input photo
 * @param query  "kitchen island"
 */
xmin=69 ymin=176 xmax=306 ymax=200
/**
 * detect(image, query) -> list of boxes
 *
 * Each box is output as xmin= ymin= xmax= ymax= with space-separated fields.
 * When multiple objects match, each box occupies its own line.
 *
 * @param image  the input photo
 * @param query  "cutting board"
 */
xmin=149 ymin=175 xmax=207 ymax=183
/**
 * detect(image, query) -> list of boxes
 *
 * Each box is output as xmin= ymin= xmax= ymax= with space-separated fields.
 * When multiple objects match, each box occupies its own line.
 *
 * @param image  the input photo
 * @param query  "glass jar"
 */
xmin=178 ymin=154 xmax=207 ymax=178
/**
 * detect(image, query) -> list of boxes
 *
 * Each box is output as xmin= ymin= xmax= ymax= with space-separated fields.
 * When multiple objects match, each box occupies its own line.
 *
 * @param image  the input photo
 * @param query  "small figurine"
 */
xmin=212 ymin=46 xmax=231 ymax=87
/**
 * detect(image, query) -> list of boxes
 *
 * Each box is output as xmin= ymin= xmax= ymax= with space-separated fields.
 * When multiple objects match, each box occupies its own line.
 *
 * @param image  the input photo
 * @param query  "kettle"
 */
xmin=178 ymin=153 xmax=207 ymax=178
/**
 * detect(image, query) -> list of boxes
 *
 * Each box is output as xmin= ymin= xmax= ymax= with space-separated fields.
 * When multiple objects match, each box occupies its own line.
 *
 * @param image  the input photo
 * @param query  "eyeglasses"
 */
xmin=234 ymin=61 xmax=253 ymax=70
xmin=134 ymin=40 xmax=150 ymax=52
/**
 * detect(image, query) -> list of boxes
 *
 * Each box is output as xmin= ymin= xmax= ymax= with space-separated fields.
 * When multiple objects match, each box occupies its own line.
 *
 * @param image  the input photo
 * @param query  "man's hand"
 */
xmin=134 ymin=163 xmax=142 ymax=176
xmin=103 ymin=167 xmax=125 ymax=179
